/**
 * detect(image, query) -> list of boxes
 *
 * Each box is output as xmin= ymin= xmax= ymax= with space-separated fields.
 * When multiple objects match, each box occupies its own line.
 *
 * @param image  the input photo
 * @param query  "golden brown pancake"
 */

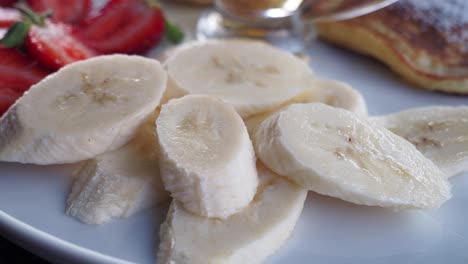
xmin=315 ymin=0 xmax=468 ymax=94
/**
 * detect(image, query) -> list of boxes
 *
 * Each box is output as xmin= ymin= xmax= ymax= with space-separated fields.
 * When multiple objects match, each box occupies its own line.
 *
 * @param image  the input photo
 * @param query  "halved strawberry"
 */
xmin=26 ymin=21 xmax=95 ymax=70
xmin=0 ymin=46 xmax=49 ymax=116
xmin=27 ymin=0 xmax=91 ymax=24
xmin=0 ymin=87 xmax=21 ymax=115
xmin=74 ymin=0 xmax=165 ymax=54
xmin=0 ymin=47 xmax=50 ymax=93
xmin=0 ymin=6 xmax=95 ymax=71
xmin=0 ymin=7 xmax=20 ymax=27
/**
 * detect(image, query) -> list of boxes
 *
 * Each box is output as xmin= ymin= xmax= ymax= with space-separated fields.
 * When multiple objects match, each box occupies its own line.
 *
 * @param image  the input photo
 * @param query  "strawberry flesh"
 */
xmin=28 ymin=0 xmax=92 ymax=24
xmin=0 ymin=47 xmax=50 ymax=93
xmin=0 ymin=47 xmax=50 ymax=116
xmin=26 ymin=21 xmax=95 ymax=70
xmin=0 ymin=87 xmax=21 ymax=115
xmin=74 ymin=0 xmax=165 ymax=54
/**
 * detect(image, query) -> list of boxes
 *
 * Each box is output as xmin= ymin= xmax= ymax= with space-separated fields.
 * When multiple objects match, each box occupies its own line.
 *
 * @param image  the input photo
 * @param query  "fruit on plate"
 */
xmin=0 ymin=55 xmax=167 ymax=165
xmin=0 ymin=46 xmax=50 ymax=116
xmin=254 ymin=103 xmax=451 ymax=209
xmin=163 ymin=40 xmax=315 ymax=118
xmin=244 ymin=79 xmax=368 ymax=134
xmin=67 ymin=112 xmax=169 ymax=224
xmin=157 ymin=164 xmax=307 ymax=264
xmin=0 ymin=7 xmax=20 ymax=27
xmin=27 ymin=0 xmax=91 ymax=24
xmin=74 ymin=0 xmax=165 ymax=54
xmin=306 ymin=79 xmax=368 ymax=116
xmin=0 ymin=46 xmax=50 ymax=93
xmin=157 ymin=95 xmax=258 ymax=218
xmin=371 ymin=106 xmax=468 ymax=178
xmin=0 ymin=6 xmax=95 ymax=71
xmin=25 ymin=21 xmax=95 ymax=70
xmin=156 ymin=41 xmax=199 ymax=64
xmin=0 ymin=88 xmax=20 ymax=115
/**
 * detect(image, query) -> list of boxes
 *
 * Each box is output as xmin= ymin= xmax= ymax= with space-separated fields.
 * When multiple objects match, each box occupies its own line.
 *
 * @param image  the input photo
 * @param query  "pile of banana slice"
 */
xmin=0 ymin=40 xmax=466 ymax=264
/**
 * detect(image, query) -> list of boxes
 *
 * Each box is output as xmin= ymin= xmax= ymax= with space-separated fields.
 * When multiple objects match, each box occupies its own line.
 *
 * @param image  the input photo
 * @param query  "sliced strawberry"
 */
xmin=74 ymin=0 xmax=165 ymax=54
xmin=26 ymin=21 xmax=95 ymax=70
xmin=0 ymin=87 xmax=21 ymax=115
xmin=0 ymin=47 xmax=50 ymax=92
xmin=0 ymin=7 xmax=20 ymax=27
xmin=27 ymin=0 xmax=91 ymax=24
xmin=0 ymin=0 xmax=17 ymax=7
xmin=0 ymin=46 xmax=47 ymax=116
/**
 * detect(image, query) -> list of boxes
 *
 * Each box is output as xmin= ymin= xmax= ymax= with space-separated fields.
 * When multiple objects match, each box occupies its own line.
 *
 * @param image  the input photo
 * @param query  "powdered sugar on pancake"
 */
xmin=400 ymin=0 xmax=468 ymax=45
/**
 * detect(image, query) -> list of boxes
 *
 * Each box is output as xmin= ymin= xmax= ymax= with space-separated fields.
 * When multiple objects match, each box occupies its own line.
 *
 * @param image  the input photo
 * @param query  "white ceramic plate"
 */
xmin=1 ymin=5 xmax=468 ymax=264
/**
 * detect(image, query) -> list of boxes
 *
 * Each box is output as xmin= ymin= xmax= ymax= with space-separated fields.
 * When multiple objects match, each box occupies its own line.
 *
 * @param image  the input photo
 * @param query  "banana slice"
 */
xmin=157 ymin=164 xmax=307 ymax=264
xmin=164 ymin=39 xmax=315 ymax=118
xmin=66 ymin=113 xmax=169 ymax=224
xmin=0 ymin=55 xmax=167 ymax=165
xmin=309 ymin=79 xmax=368 ymax=116
xmin=244 ymin=79 xmax=368 ymax=134
xmin=157 ymin=41 xmax=199 ymax=65
xmin=157 ymin=95 xmax=258 ymax=218
xmin=371 ymin=106 xmax=468 ymax=178
xmin=254 ymin=103 xmax=451 ymax=209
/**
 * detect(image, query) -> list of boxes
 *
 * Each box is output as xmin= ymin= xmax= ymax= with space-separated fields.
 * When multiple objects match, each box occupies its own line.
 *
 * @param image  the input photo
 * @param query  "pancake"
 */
xmin=315 ymin=0 xmax=468 ymax=94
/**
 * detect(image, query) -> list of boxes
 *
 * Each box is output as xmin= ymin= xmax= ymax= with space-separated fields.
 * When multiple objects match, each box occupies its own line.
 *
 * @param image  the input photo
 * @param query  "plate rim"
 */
xmin=0 ymin=211 xmax=132 ymax=264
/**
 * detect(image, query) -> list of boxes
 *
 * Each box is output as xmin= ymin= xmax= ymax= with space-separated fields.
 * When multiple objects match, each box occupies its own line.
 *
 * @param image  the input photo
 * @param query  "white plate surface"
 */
xmin=1 ymin=4 xmax=468 ymax=264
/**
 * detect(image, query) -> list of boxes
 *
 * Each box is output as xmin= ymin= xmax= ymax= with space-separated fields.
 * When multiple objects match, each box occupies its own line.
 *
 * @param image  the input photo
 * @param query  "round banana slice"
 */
xmin=157 ymin=95 xmax=258 ymax=218
xmin=254 ymin=103 xmax=451 ymax=209
xmin=157 ymin=164 xmax=307 ymax=264
xmin=157 ymin=41 xmax=199 ymax=65
xmin=244 ymin=79 xmax=368 ymax=134
xmin=308 ymin=79 xmax=368 ymax=116
xmin=164 ymin=39 xmax=315 ymax=118
xmin=371 ymin=106 xmax=468 ymax=178
xmin=0 ymin=55 xmax=167 ymax=165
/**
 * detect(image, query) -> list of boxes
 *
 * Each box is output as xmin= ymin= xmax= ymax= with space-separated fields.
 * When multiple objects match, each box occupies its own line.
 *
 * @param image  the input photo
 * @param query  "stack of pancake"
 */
xmin=315 ymin=0 xmax=468 ymax=94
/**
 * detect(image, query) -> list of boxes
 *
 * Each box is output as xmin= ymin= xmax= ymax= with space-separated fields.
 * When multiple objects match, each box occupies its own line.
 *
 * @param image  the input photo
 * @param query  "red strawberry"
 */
xmin=0 ymin=46 xmax=50 ymax=116
xmin=0 ymin=47 xmax=50 ymax=93
xmin=0 ymin=7 xmax=20 ymax=27
xmin=26 ymin=21 xmax=95 ymax=70
xmin=27 ymin=0 xmax=91 ymax=24
xmin=74 ymin=0 xmax=165 ymax=54
xmin=0 ymin=0 xmax=17 ymax=7
xmin=0 ymin=87 xmax=21 ymax=115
